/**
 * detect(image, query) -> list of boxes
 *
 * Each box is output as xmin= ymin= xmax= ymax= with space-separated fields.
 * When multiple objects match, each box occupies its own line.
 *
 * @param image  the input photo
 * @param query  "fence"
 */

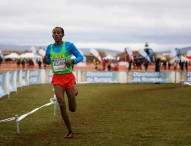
xmin=0 ymin=69 xmax=191 ymax=99
xmin=0 ymin=96 xmax=57 ymax=134
xmin=0 ymin=69 xmax=191 ymax=134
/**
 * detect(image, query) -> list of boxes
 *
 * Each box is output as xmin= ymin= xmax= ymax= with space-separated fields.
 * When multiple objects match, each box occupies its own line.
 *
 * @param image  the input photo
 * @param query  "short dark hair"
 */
xmin=53 ymin=27 xmax=64 ymax=34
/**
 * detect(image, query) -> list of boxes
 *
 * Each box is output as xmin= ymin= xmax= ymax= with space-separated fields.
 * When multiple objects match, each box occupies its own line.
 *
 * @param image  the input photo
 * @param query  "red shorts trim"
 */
xmin=51 ymin=73 xmax=76 ymax=89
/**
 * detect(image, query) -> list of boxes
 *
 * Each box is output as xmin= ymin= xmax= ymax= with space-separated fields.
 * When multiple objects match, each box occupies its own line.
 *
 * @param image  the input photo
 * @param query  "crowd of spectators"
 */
xmin=16 ymin=58 xmax=44 ymax=69
xmin=93 ymin=58 xmax=119 ymax=71
xmin=129 ymin=59 xmax=190 ymax=72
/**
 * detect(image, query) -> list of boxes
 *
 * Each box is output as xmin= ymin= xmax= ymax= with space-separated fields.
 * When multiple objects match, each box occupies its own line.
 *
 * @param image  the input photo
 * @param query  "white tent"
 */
xmin=20 ymin=53 xmax=42 ymax=60
xmin=4 ymin=53 xmax=20 ymax=59
xmin=103 ymin=55 xmax=116 ymax=60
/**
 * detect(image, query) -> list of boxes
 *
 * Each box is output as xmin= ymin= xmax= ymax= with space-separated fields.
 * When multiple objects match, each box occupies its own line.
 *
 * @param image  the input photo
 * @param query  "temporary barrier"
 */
xmin=0 ymin=97 xmax=57 ymax=134
xmin=0 ymin=69 xmax=191 ymax=99
xmin=0 ymin=69 xmax=191 ymax=134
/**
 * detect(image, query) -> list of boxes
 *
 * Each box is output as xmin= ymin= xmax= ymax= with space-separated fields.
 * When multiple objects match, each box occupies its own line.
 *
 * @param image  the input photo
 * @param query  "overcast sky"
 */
xmin=0 ymin=0 xmax=191 ymax=52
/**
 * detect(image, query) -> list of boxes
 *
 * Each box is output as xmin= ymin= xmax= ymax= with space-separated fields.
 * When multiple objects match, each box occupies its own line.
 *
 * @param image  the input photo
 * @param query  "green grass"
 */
xmin=0 ymin=83 xmax=191 ymax=146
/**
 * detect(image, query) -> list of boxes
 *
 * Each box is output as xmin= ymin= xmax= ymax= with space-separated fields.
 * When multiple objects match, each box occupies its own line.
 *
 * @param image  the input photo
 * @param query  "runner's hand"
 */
xmin=43 ymin=56 xmax=48 ymax=64
xmin=65 ymin=59 xmax=74 ymax=67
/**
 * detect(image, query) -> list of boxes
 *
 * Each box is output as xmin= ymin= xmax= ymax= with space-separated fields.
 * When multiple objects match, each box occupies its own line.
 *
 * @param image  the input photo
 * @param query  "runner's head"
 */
xmin=52 ymin=27 xmax=64 ymax=43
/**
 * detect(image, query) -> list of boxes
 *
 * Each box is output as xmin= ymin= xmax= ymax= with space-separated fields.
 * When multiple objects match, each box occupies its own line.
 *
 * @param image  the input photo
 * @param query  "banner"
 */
xmin=78 ymin=71 xmax=120 ymax=83
xmin=170 ymin=48 xmax=181 ymax=62
xmin=44 ymin=69 xmax=53 ymax=84
xmin=38 ymin=49 xmax=46 ymax=56
xmin=186 ymin=72 xmax=191 ymax=82
xmin=9 ymin=71 xmax=17 ymax=92
xmin=0 ymin=72 xmax=9 ymax=98
xmin=29 ymin=70 xmax=41 ymax=84
xmin=127 ymin=71 xmax=174 ymax=83
xmin=0 ymin=69 xmax=191 ymax=99
xmin=16 ymin=70 xmax=22 ymax=87
xmin=138 ymin=49 xmax=151 ymax=63
xmin=90 ymin=48 xmax=102 ymax=62
xmin=125 ymin=47 xmax=134 ymax=61
xmin=22 ymin=70 xmax=29 ymax=86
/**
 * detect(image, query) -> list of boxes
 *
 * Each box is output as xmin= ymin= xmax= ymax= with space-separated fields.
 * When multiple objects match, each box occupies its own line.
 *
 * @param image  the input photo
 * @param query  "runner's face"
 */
xmin=52 ymin=28 xmax=64 ymax=42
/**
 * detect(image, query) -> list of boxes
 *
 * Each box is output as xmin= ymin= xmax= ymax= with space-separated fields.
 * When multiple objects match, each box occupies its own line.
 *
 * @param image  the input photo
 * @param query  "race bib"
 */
xmin=52 ymin=58 xmax=67 ymax=72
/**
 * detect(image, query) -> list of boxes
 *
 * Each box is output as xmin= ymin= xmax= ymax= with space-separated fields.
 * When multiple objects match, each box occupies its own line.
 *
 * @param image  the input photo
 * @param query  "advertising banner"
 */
xmin=127 ymin=71 xmax=175 ymax=83
xmin=0 ymin=73 xmax=7 ymax=97
xmin=79 ymin=71 xmax=120 ymax=83
xmin=29 ymin=70 xmax=41 ymax=84
xmin=16 ymin=70 xmax=22 ymax=87
xmin=22 ymin=70 xmax=29 ymax=86
xmin=44 ymin=69 xmax=53 ymax=84
xmin=0 ymin=72 xmax=9 ymax=98
xmin=9 ymin=71 xmax=17 ymax=92
xmin=185 ymin=72 xmax=191 ymax=82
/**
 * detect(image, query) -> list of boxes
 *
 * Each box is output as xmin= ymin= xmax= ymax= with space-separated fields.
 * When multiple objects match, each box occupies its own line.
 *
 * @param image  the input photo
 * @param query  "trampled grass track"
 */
xmin=0 ymin=83 xmax=191 ymax=146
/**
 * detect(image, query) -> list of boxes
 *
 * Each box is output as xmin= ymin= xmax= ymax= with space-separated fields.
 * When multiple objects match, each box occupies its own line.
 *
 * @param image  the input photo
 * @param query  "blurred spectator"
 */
xmin=128 ymin=61 xmax=132 ymax=71
xmin=114 ymin=62 xmax=119 ymax=71
xmin=93 ymin=58 xmax=99 ymax=70
xmin=16 ymin=59 xmax=20 ymax=67
xmin=144 ymin=60 xmax=149 ymax=71
xmin=21 ymin=58 xmax=26 ymax=69
xmin=102 ymin=59 xmax=107 ymax=71
xmin=38 ymin=59 xmax=42 ymax=69
xmin=185 ymin=61 xmax=188 ymax=71
xmin=174 ymin=61 xmax=177 ymax=70
xmin=155 ymin=59 xmax=160 ymax=72
xmin=107 ymin=61 xmax=111 ymax=71
xmin=167 ymin=61 xmax=171 ymax=70
xmin=163 ymin=61 xmax=167 ymax=70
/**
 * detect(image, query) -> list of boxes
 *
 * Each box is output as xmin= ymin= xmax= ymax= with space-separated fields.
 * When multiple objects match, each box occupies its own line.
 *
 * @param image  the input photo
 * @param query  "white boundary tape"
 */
xmin=184 ymin=82 xmax=191 ymax=86
xmin=0 ymin=117 xmax=15 ymax=123
xmin=0 ymin=97 xmax=57 ymax=134
xmin=0 ymin=98 xmax=56 ymax=123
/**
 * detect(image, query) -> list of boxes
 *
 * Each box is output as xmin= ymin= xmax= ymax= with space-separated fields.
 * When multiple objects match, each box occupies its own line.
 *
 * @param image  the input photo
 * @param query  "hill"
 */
xmin=0 ymin=44 xmax=122 ymax=56
xmin=180 ymin=46 xmax=191 ymax=54
xmin=0 ymin=44 xmax=190 ymax=56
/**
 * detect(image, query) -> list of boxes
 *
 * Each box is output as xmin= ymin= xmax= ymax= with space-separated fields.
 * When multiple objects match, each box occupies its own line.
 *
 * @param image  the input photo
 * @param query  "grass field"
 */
xmin=0 ymin=83 xmax=191 ymax=146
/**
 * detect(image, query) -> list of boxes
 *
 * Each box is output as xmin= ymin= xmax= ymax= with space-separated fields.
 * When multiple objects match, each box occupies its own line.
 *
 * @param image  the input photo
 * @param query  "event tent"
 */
xmin=20 ymin=53 xmax=42 ymax=60
xmin=103 ymin=55 xmax=116 ymax=60
xmin=4 ymin=53 xmax=20 ymax=59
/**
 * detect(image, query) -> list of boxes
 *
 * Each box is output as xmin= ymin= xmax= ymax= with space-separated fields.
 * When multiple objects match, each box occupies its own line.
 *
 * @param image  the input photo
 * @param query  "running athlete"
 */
xmin=44 ymin=26 xmax=83 ymax=138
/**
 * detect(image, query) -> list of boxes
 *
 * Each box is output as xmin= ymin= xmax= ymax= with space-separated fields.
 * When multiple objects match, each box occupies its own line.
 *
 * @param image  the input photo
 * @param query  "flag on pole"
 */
xmin=138 ymin=49 xmax=151 ymax=63
xmin=38 ymin=49 xmax=46 ymax=56
xmin=125 ymin=47 xmax=134 ymax=62
xmin=170 ymin=48 xmax=180 ymax=62
xmin=90 ymin=48 xmax=102 ymax=62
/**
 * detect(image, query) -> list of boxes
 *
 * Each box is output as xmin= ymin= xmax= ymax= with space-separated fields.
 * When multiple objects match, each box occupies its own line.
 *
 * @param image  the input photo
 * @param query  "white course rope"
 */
xmin=0 ymin=97 xmax=56 ymax=123
xmin=0 ymin=117 xmax=15 ymax=123
xmin=184 ymin=82 xmax=191 ymax=86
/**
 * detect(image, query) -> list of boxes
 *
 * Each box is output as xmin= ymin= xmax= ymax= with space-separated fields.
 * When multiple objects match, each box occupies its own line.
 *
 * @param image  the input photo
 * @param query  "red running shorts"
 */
xmin=51 ymin=73 xmax=76 ymax=89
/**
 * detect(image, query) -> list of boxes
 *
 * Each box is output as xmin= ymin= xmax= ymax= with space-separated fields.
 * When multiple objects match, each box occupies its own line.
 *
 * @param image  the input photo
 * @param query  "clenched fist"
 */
xmin=65 ymin=59 xmax=74 ymax=67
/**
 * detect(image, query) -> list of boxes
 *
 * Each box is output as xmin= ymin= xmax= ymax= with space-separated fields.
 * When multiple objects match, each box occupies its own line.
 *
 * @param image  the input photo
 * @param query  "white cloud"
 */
xmin=0 ymin=0 xmax=191 ymax=51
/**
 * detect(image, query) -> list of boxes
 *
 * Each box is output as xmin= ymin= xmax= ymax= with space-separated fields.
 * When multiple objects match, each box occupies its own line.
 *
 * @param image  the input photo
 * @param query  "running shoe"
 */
xmin=65 ymin=132 xmax=74 ymax=138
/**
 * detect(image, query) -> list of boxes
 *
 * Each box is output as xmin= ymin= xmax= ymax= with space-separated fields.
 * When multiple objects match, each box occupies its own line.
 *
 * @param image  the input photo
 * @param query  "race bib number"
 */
xmin=52 ymin=58 xmax=67 ymax=72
